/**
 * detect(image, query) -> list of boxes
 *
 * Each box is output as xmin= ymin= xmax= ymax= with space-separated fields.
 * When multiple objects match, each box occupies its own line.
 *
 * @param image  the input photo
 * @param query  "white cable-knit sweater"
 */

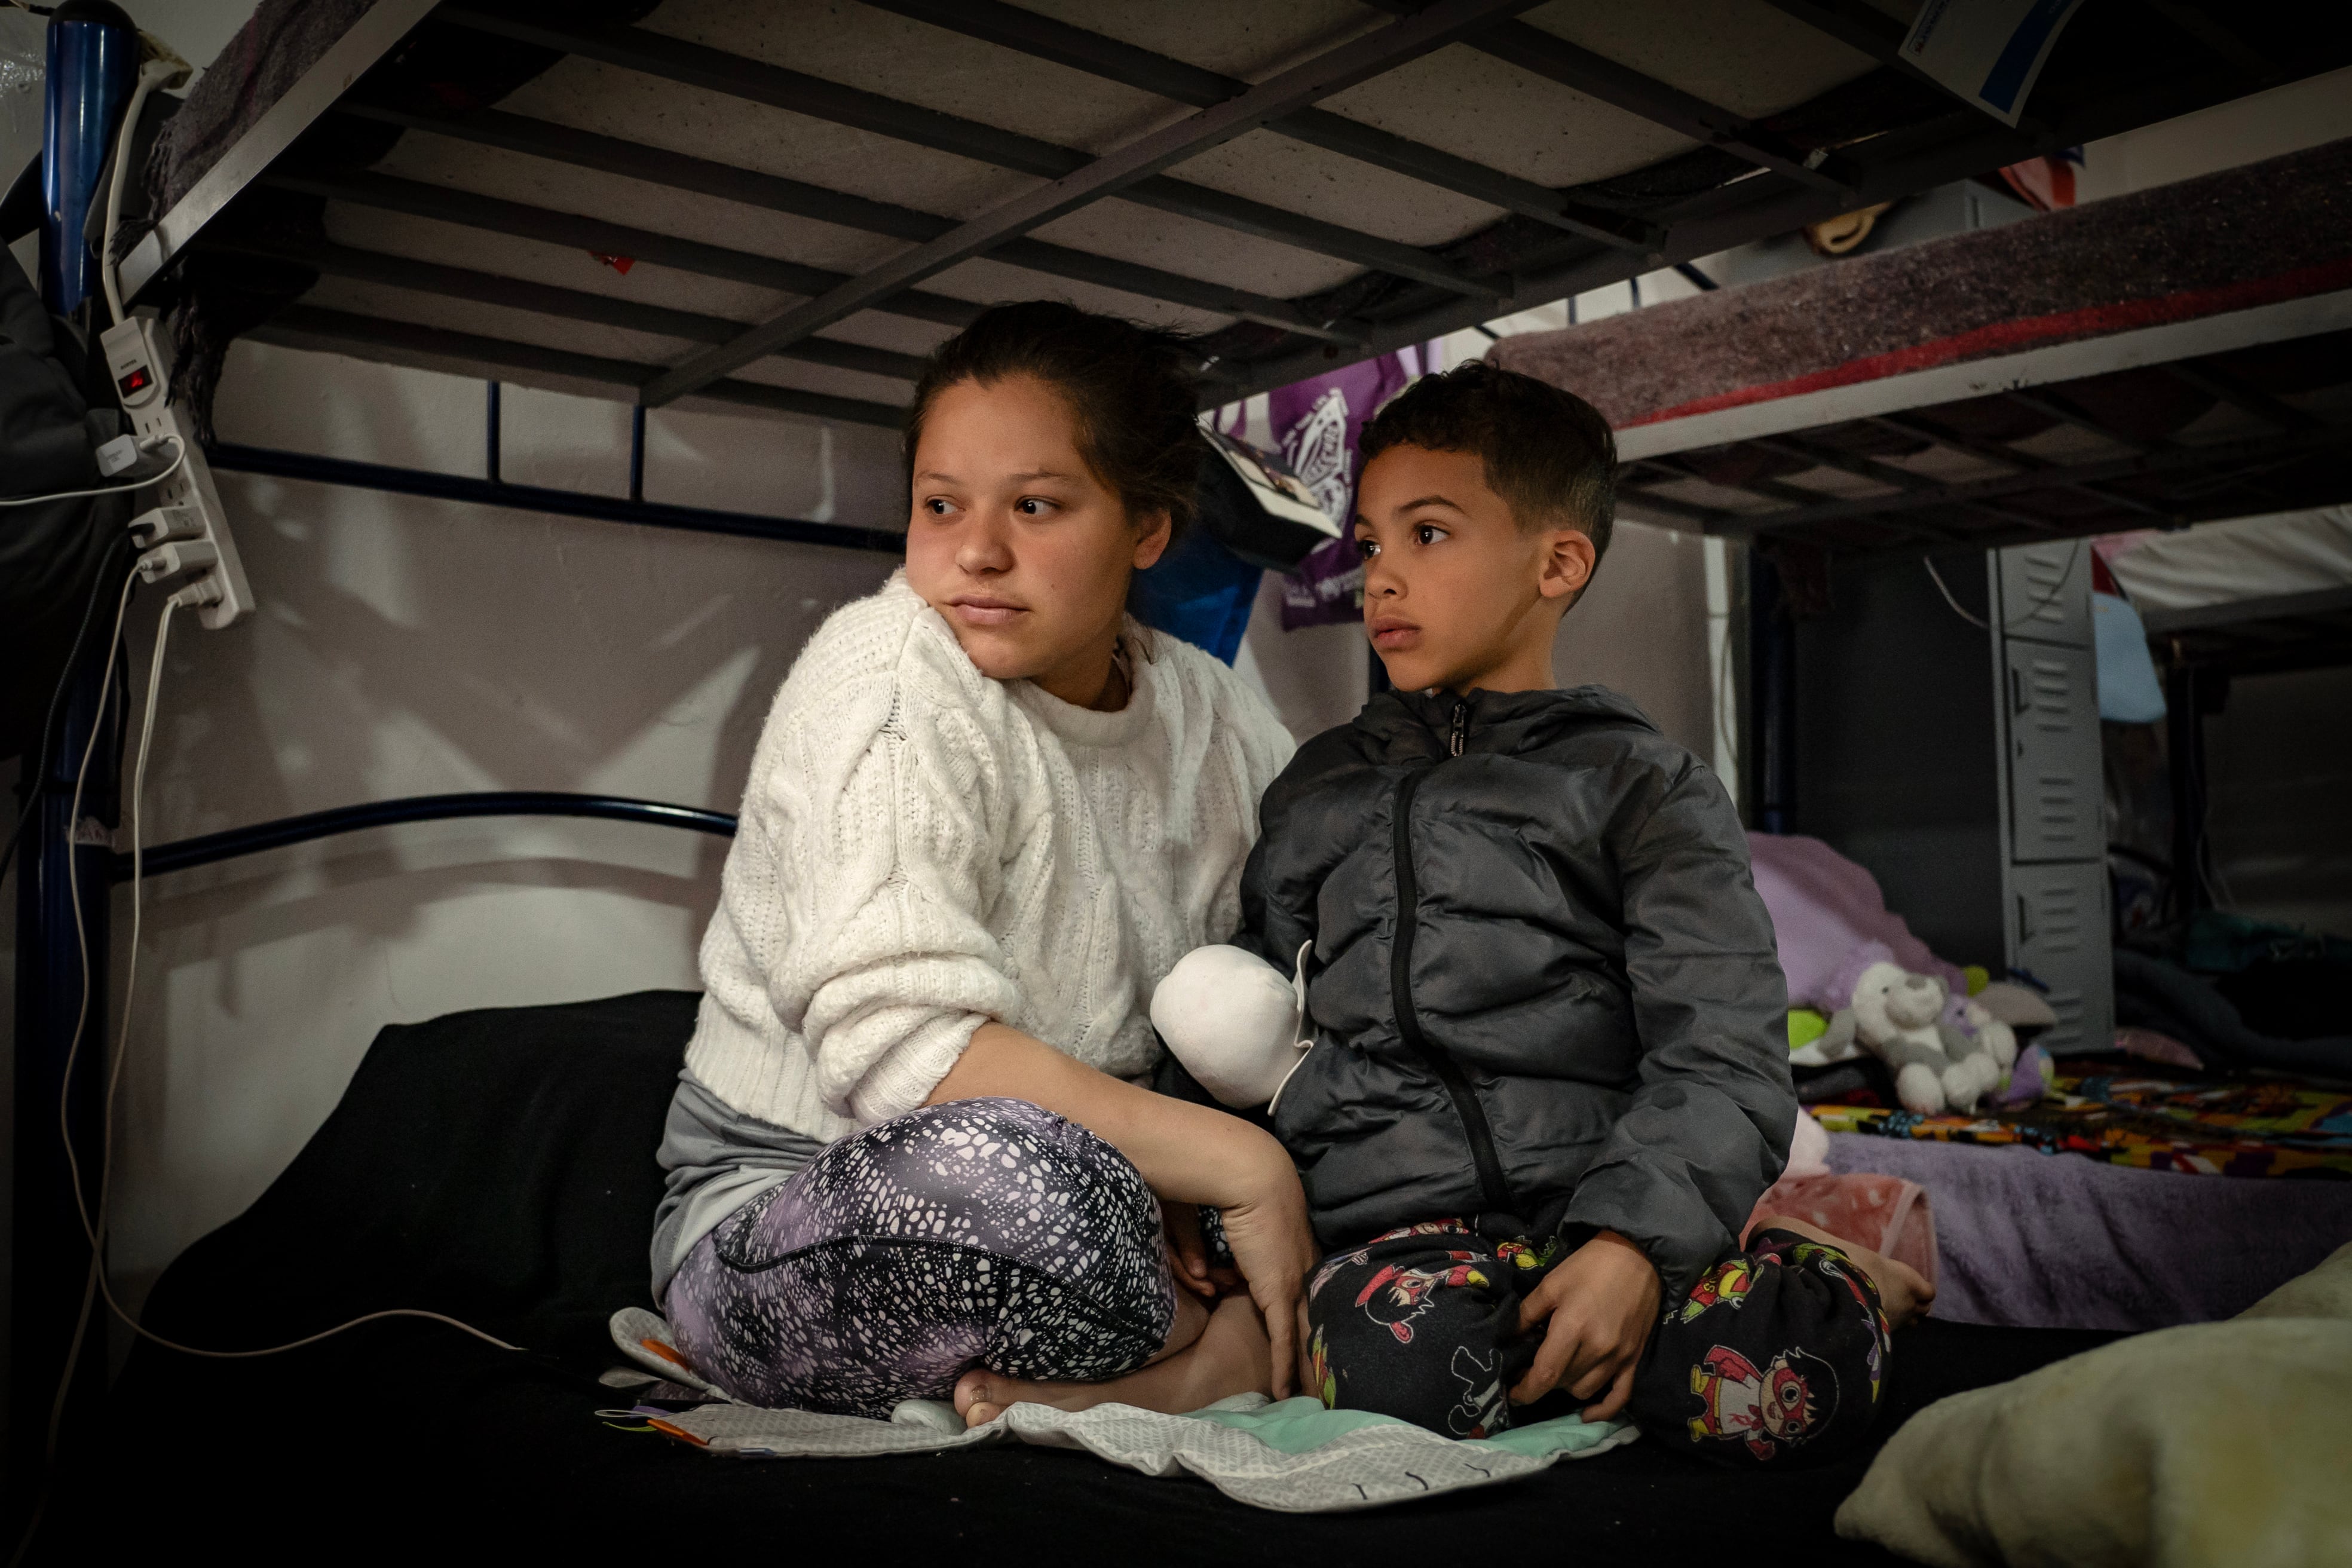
xmin=685 ymin=571 xmax=1296 ymax=1140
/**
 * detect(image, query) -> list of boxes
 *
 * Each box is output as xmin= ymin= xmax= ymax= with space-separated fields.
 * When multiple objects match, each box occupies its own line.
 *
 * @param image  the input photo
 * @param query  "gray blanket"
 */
xmin=1826 ymin=1132 xmax=2352 ymax=1331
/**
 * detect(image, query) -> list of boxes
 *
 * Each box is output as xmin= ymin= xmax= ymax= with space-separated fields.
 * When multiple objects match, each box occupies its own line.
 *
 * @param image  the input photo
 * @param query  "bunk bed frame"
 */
xmin=14 ymin=0 xmax=2352 ymax=1538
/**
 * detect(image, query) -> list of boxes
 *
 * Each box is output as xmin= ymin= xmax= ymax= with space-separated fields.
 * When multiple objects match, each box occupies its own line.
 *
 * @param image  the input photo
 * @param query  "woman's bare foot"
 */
xmin=953 ymin=1294 xmax=1273 ymax=1428
xmin=1754 ymin=1215 xmax=1937 ymax=1329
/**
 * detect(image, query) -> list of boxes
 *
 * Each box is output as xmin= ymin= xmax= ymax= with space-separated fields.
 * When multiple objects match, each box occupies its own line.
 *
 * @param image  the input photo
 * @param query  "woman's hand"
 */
xmin=929 ymin=1024 xmax=1319 ymax=1392
xmin=1509 ymin=1229 xmax=1661 ymax=1420
xmin=1205 ymin=1144 xmax=1320 ymax=1399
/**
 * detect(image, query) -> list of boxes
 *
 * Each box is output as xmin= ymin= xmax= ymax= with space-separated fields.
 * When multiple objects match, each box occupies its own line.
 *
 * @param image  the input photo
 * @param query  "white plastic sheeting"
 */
xmin=2097 ymin=506 xmax=2352 ymax=615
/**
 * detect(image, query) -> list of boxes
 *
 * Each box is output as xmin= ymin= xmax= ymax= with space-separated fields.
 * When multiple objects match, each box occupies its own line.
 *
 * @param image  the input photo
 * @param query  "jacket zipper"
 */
xmin=1449 ymin=700 xmax=1467 ymax=757
xmin=1390 ymin=762 xmax=1514 ymax=1221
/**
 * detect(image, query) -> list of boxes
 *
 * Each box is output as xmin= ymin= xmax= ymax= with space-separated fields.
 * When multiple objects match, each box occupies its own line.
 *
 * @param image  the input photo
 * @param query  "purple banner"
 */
xmin=1215 ymin=344 xmax=1436 ymax=629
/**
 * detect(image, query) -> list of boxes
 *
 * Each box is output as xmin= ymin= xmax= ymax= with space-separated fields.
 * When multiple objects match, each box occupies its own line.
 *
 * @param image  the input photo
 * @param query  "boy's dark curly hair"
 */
xmin=904 ymin=301 xmax=1205 ymax=537
xmin=1358 ymin=360 xmax=1617 ymax=562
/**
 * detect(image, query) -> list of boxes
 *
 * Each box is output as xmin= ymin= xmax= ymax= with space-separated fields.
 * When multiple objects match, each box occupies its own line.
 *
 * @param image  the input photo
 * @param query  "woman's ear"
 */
xmin=1538 ymin=528 xmax=1597 ymax=602
xmin=1132 ymin=509 xmax=1174 ymax=571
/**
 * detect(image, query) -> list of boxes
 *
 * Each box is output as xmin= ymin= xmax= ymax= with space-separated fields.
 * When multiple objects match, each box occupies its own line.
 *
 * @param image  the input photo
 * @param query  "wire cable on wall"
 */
xmin=55 ymin=591 xmax=528 ymax=1359
xmin=1924 ymin=541 xmax=2084 ymax=633
xmin=1922 ymin=555 xmax=1990 ymax=629
xmin=17 ymin=584 xmax=526 ymax=1568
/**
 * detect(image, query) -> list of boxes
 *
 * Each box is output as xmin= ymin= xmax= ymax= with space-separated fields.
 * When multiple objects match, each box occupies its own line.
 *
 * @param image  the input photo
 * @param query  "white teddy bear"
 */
xmin=1149 ymin=942 xmax=1315 ymax=1109
xmin=1821 ymin=960 xmax=2017 ymax=1116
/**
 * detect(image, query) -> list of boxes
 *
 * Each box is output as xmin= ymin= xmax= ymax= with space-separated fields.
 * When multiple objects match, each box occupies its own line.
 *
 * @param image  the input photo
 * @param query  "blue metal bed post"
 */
xmin=11 ymin=0 xmax=136 ymax=1510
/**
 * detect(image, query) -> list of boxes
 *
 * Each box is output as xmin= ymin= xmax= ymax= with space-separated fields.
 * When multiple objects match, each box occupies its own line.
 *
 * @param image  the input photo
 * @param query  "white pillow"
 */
xmin=1835 ymin=1242 xmax=2352 ymax=1568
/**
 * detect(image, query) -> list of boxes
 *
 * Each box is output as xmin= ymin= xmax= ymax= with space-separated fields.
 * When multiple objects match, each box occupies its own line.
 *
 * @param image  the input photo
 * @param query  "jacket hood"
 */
xmin=1354 ymin=684 xmax=1658 ymax=761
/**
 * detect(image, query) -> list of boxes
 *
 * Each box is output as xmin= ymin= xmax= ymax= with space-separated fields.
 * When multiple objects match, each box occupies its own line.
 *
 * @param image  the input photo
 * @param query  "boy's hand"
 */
xmin=1511 ymin=1229 xmax=1660 ymax=1419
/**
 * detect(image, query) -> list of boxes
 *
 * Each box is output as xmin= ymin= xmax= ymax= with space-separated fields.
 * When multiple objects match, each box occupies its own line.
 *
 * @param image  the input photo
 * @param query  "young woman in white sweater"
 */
xmin=655 ymin=303 xmax=1311 ymax=1425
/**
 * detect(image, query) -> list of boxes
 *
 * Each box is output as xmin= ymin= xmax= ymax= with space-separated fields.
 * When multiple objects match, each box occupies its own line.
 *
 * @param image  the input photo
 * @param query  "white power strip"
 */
xmin=99 ymin=315 xmax=253 ymax=630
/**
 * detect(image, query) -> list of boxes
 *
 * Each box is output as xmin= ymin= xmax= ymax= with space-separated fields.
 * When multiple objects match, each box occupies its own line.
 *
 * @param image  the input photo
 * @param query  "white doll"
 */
xmin=1149 ymin=941 xmax=1315 ymax=1110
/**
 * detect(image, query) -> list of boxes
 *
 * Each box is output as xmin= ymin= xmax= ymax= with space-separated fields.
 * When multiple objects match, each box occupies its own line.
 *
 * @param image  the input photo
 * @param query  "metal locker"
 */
xmin=1998 ymin=541 xmax=2094 ymax=647
xmin=2003 ymin=639 xmax=2103 ymax=863
xmin=2006 ymin=860 xmax=2115 ymax=1055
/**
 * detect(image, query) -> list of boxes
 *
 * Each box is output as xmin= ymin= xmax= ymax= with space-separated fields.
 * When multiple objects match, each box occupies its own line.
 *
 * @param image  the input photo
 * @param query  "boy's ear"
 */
xmin=1538 ymin=528 xmax=1597 ymax=603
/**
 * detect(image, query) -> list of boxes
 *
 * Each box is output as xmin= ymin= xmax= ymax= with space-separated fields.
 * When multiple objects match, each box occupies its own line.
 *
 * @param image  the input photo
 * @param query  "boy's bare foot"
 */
xmin=954 ymin=1294 xmax=1273 ymax=1428
xmin=1753 ymin=1215 xmax=1937 ymax=1330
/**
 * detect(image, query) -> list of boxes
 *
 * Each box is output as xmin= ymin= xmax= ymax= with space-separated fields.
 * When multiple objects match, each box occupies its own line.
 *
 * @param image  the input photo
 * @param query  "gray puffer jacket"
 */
xmin=1236 ymin=685 xmax=1793 ymax=1298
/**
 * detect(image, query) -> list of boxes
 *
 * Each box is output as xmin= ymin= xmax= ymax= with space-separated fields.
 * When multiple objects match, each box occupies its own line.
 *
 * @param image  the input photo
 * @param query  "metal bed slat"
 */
xmin=1217 ymin=60 xmax=2229 ymax=403
xmin=1867 ymin=411 xmax=2173 ymax=522
xmin=2159 ymin=360 xmax=2320 ymax=432
xmin=204 ymin=234 xmax=930 ymax=384
xmin=860 ymin=0 xmax=1657 ymax=250
xmin=1715 ymin=424 xmax=2349 ymax=538
xmin=433 ymin=5 xmax=1499 ymax=301
xmin=257 ymin=304 xmax=908 ymax=428
xmin=640 ymin=0 xmax=1546 ymax=406
xmin=2003 ymin=389 xmax=2163 ymax=455
xmin=1359 ymin=0 xmax=1860 ymax=197
xmin=265 ymin=170 xmax=985 ymax=329
xmin=332 ymin=102 xmax=1364 ymax=342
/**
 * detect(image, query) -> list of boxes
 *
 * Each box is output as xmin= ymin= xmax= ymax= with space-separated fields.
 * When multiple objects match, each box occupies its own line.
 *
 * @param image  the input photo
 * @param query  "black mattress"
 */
xmin=51 ymin=992 xmax=2120 ymax=1563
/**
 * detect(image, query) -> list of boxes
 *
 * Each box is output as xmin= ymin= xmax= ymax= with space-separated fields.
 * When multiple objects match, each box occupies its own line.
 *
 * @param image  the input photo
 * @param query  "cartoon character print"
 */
xmin=1446 ymin=1345 xmax=1509 ymax=1438
xmin=1687 ymin=1344 xmax=1839 ymax=1460
xmin=1355 ymin=1253 xmax=1489 ymax=1345
xmin=1308 ymin=1248 xmax=1371 ymax=1302
xmin=1788 ymin=1239 xmax=1892 ymax=1404
xmin=1677 ymin=1255 xmax=1769 ymax=1324
xmin=1307 ymin=1325 xmax=1338 ymax=1410
xmin=1493 ymin=1235 xmax=1563 ymax=1273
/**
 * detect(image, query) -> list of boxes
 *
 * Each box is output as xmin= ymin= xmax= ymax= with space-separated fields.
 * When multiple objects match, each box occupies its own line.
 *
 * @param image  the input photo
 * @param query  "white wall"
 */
xmin=97 ymin=343 xmax=906 ymax=1325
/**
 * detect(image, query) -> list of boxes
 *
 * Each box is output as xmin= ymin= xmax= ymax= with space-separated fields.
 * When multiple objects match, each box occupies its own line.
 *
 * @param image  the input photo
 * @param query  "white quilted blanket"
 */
xmin=604 ymin=1307 xmax=1637 ymax=1513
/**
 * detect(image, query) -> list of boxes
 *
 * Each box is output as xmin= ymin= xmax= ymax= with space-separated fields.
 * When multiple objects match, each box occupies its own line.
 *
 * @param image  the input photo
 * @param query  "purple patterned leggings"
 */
xmin=666 ymin=1097 xmax=1177 ymax=1416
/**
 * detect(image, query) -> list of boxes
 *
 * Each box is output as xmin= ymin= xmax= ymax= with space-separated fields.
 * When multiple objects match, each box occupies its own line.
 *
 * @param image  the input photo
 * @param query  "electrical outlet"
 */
xmin=99 ymin=315 xmax=253 ymax=630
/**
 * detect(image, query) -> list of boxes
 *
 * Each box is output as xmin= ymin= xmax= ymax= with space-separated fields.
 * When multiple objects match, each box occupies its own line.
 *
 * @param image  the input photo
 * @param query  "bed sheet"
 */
xmin=1824 ymin=1132 xmax=2352 ymax=1332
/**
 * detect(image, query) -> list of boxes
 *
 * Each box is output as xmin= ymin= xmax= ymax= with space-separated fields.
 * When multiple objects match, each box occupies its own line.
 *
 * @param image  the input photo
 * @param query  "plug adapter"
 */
xmin=137 ymin=539 xmax=219 ymax=583
xmin=130 ymin=504 xmax=203 ymax=547
xmin=96 ymin=433 xmax=142 ymax=478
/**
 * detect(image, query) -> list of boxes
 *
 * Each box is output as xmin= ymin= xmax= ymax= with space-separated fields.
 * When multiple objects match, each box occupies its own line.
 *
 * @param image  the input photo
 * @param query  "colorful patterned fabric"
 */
xmin=1303 ymin=1221 xmax=1891 ymax=1465
xmin=1812 ymin=1071 xmax=2352 ymax=1178
xmin=666 ymin=1097 xmax=1175 ymax=1416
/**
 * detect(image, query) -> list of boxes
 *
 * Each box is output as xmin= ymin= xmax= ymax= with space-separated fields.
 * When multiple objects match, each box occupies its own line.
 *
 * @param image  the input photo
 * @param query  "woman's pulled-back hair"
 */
xmin=904 ymin=301 xmax=1205 ymax=536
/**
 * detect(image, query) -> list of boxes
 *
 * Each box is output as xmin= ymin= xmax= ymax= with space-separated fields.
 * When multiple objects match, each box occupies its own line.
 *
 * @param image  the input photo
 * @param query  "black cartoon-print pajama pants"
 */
xmin=666 ymin=1097 xmax=1177 ymax=1417
xmin=1304 ymin=1221 xmax=1892 ymax=1463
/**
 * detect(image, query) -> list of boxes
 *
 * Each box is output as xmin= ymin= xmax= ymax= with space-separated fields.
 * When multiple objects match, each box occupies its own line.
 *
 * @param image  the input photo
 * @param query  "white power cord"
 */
xmin=1922 ymin=556 xmax=1990 ymax=629
xmin=0 ymin=433 xmax=185 ymax=509
xmin=55 ymin=584 xmax=526 ymax=1356
xmin=22 ymin=581 xmax=526 ymax=1563
xmin=1924 ymin=541 xmax=2084 ymax=634
xmin=100 ymin=54 xmax=192 ymax=327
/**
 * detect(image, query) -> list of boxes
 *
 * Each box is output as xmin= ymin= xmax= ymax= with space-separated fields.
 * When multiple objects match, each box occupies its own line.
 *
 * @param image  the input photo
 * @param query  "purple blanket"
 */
xmin=1747 ymin=832 xmax=1964 ymax=1010
xmin=1827 ymin=1133 xmax=2352 ymax=1331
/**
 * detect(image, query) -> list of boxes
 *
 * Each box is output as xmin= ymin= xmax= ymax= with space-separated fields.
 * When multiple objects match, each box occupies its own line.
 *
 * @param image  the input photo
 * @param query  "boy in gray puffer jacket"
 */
xmin=1228 ymin=363 xmax=1931 ymax=1462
